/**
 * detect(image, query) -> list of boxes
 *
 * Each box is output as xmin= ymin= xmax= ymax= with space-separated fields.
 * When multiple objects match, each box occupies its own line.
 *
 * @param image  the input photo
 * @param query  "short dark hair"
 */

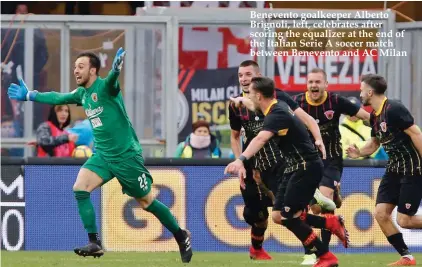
xmin=361 ymin=74 xmax=387 ymax=95
xmin=77 ymin=52 xmax=101 ymax=75
xmin=308 ymin=68 xmax=327 ymax=81
xmin=250 ymin=77 xmax=274 ymax=98
xmin=239 ymin=60 xmax=260 ymax=69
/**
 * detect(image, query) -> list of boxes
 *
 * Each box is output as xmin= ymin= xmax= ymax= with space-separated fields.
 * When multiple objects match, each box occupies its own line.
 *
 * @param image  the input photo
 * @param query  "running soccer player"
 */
xmin=226 ymin=77 xmax=349 ymax=267
xmin=7 ymin=48 xmax=193 ymax=263
xmin=347 ymin=74 xmax=422 ymax=266
xmin=293 ymin=68 xmax=370 ymax=264
xmin=230 ymin=60 xmax=335 ymax=260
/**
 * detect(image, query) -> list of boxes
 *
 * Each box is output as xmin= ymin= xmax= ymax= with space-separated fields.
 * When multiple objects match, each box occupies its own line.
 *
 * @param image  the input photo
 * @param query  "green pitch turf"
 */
xmin=2 ymin=251 xmax=422 ymax=267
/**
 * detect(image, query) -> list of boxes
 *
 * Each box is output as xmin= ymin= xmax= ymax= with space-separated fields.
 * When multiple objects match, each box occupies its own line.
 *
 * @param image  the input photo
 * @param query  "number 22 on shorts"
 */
xmin=138 ymin=173 xmax=148 ymax=191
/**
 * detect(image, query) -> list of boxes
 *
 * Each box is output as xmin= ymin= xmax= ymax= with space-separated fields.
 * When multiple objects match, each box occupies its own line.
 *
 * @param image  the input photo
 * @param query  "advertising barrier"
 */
xmin=1 ymin=162 xmax=25 ymax=251
xmin=1 ymin=158 xmax=421 ymax=252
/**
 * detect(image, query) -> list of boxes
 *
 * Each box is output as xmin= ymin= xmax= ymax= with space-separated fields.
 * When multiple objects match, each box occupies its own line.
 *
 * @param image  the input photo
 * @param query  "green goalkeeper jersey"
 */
xmin=34 ymin=70 xmax=142 ymax=162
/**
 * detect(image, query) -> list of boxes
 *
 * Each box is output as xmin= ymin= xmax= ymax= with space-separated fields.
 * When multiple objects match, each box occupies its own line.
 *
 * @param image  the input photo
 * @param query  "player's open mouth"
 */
xmin=76 ymin=77 xmax=81 ymax=82
xmin=310 ymin=88 xmax=319 ymax=97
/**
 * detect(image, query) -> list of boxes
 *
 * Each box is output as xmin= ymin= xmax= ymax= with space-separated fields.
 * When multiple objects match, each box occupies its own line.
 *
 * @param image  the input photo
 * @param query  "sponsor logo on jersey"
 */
xmin=85 ymin=106 xmax=104 ymax=118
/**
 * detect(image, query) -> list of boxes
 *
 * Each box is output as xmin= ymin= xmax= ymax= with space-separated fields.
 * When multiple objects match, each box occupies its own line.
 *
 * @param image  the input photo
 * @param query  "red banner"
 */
xmin=273 ymin=51 xmax=378 ymax=92
xmin=150 ymin=1 xmax=378 ymax=93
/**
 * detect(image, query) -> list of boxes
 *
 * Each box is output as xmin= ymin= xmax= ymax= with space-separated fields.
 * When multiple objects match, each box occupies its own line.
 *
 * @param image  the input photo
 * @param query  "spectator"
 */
xmin=175 ymin=120 xmax=221 ymax=158
xmin=340 ymin=97 xmax=386 ymax=159
xmin=35 ymin=105 xmax=78 ymax=157
xmin=1 ymin=115 xmax=23 ymax=156
xmin=15 ymin=2 xmax=28 ymax=14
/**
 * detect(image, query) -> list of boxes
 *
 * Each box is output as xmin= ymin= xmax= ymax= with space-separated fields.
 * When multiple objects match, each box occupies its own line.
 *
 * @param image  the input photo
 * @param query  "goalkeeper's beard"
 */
xmin=78 ymin=76 xmax=92 ymax=88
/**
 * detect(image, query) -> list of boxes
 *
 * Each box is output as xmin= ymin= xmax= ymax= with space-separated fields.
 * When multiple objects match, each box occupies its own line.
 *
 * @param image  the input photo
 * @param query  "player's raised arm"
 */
xmin=230 ymin=96 xmax=256 ymax=112
xmin=104 ymin=47 xmax=126 ymax=96
xmin=8 ymin=79 xmax=82 ymax=105
xmin=338 ymin=95 xmax=370 ymax=121
xmin=355 ymin=108 xmax=370 ymax=121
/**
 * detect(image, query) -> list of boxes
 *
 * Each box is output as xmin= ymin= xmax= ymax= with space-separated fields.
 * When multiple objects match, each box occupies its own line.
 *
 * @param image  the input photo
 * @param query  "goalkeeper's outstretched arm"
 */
xmin=34 ymin=90 xmax=82 ymax=105
xmin=8 ymin=79 xmax=82 ymax=105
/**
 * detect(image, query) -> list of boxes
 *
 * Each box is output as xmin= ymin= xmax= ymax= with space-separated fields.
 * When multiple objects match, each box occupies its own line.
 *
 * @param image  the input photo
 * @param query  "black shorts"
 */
xmin=319 ymin=159 xmax=343 ymax=190
xmin=376 ymin=172 xmax=422 ymax=216
xmin=274 ymin=159 xmax=324 ymax=216
xmin=240 ymin=161 xmax=284 ymax=211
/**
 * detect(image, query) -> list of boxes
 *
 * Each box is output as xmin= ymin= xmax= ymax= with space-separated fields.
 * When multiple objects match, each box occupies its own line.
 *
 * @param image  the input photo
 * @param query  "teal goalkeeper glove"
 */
xmin=7 ymin=78 xmax=38 ymax=101
xmin=112 ymin=47 xmax=126 ymax=72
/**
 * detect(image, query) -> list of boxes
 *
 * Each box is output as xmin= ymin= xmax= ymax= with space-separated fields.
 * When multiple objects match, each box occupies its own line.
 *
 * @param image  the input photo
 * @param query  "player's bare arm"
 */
xmin=346 ymin=137 xmax=380 ymax=159
xmin=7 ymin=78 xmax=82 ymax=105
xmin=230 ymin=130 xmax=242 ymax=158
xmin=224 ymin=130 xmax=274 ymax=176
xmin=404 ymin=124 xmax=422 ymax=157
xmin=230 ymin=96 xmax=256 ymax=112
xmin=294 ymin=107 xmax=326 ymax=159
xmin=241 ymin=130 xmax=274 ymax=160
xmin=355 ymin=108 xmax=371 ymax=121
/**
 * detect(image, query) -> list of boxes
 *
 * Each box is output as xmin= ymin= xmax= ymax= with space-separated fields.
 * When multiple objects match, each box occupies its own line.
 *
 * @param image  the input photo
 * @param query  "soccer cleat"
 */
xmin=388 ymin=256 xmax=416 ymax=266
xmin=313 ymin=252 xmax=339 ymax=267
xmin=325 ymin=214 xmax=350 ymax=248
xmin=74 ymin=241 xmax=104 ymax=258
xmin=313 ymin=189 xmax=336 ymax=211
xmin=249 ymin=246 xmax=272 ymax=260
xmin=333 ymin=184 xmax=343 ymax=209
xmin=301 ymin=254 xmax=317 ymax=265
xmin=177 ymin=229 xmax=193 ymax=263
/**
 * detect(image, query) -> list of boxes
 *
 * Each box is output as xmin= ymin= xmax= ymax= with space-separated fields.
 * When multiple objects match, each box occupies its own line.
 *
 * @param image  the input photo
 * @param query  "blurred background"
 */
xmin=1 ymin=1 xmax=421 ymax=158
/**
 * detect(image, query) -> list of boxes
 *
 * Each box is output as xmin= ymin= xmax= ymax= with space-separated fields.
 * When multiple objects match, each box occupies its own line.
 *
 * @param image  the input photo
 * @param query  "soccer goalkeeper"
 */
xmin=8 ymin=48 xmax=193 ymax=263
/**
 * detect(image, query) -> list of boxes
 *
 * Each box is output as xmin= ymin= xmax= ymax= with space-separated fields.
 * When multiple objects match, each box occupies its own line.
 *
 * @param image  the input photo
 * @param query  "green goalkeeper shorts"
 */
xmin=82 ymin=153 xmax=152 ymax=198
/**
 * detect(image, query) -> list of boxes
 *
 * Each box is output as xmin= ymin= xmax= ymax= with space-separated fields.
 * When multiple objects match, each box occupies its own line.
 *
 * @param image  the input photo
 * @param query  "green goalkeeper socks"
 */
xmin=145 ymin=199 xmax=180 ymax=233
xmin=74 ymin=191 xmax=98 ymax=233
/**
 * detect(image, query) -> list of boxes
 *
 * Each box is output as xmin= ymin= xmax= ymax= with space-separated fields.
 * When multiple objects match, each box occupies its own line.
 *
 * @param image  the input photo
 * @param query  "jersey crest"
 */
xmin=380 ymin=122 xmax=387 ymax=132
xmin=91 ymin=93 xmax=98 ymax=102
xmin=324 ymin=110 xmax=334 ymax=120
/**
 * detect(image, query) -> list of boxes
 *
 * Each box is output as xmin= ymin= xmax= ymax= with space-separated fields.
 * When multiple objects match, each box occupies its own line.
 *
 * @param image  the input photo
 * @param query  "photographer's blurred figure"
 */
xmin=175 ymin=120 xmax=221 ymax=159
xmin=340 ymin=97 xmax=386 ymax=159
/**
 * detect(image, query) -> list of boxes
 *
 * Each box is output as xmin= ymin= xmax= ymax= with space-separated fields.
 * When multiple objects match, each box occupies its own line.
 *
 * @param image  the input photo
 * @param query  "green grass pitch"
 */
xmin=2 ymin=252 xmax=422 ymax=267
